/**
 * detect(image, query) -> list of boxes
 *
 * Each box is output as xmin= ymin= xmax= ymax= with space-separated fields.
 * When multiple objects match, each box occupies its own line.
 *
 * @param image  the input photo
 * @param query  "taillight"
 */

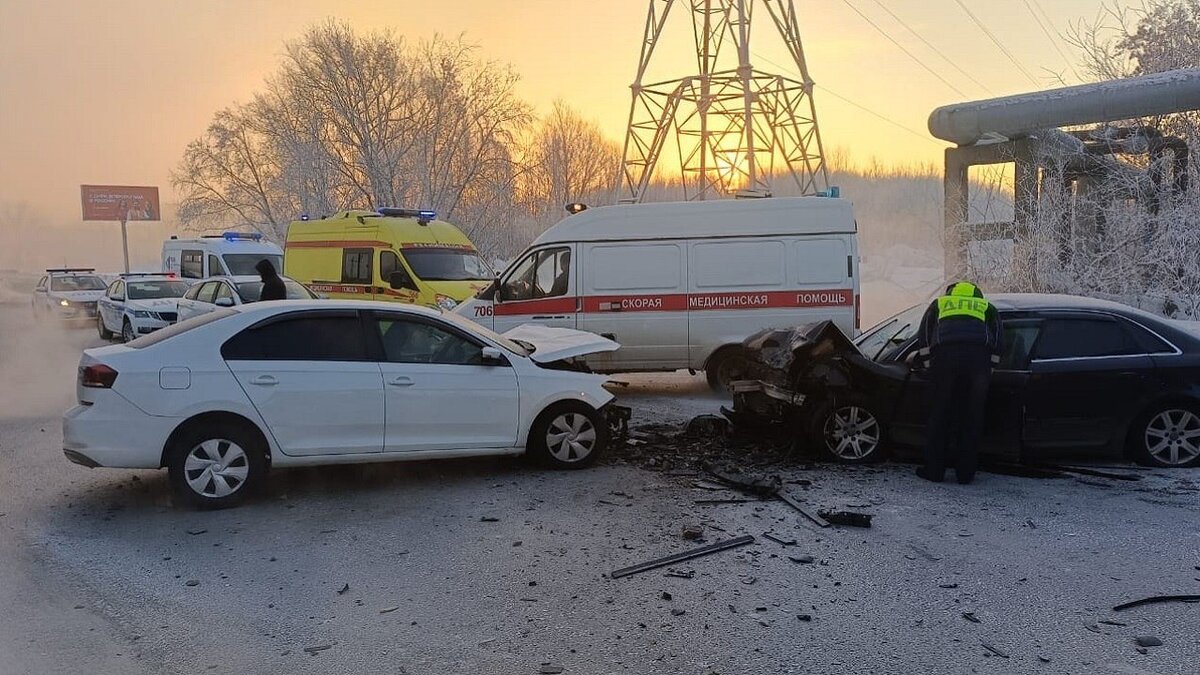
xmin=80 ymin=364 xmax=118 ymax=388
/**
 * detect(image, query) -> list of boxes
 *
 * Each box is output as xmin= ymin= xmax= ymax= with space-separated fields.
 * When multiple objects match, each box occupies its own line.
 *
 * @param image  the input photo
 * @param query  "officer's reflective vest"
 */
xmin=937 ymin=282 xmax=989 ymax=322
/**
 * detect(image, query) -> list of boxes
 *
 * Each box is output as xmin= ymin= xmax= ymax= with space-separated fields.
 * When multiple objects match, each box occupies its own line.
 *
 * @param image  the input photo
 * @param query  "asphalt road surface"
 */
xmin=2 ymin=300 xmax=1199 ymax=675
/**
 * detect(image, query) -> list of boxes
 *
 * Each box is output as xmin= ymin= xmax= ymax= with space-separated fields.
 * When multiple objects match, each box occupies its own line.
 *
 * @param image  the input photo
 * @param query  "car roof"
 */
xmin=200 ymin=275 xmax=301 ymax=283
xmin=988 ymin=293 xmax=1141 ymax=312
xmin=229 ymin=298 xmax=445 ymax=319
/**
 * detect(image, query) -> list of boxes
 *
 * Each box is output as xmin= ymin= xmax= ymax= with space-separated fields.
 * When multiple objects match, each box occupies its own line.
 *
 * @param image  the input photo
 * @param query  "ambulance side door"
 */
xmin=578 ymin=242 xmax=688 ymax=371
xmin=492 ymin=245 xmax=578 ymax=333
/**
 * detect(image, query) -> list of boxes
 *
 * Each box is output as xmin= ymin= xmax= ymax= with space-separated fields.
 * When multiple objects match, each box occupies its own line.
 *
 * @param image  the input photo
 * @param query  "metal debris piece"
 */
xmin=980 ymin=641 xmax=1009 ymax=658
xmin=539 ymin=664 xmax=565 ymax=674
xmin=303 ymin=644 xmax=333 ymax=655
xmin=962 ymin=612 xmax=981 ymax=623
xmin=682 ymin=525 xmax=705 ymax=540
xmin=702 ymin=462 xmax=781 ymax=497
xmin=778 ymin=492 xmax=830 ymax=528
xmin=818 ymin=510 xmax=873 ymax=528
xmin=685 ymin=414 xmax=729 ymax=438
xmin=379 ymin=606 xmax=400 ymax=614
xmin=1135 ymin=636 xmax=1163 ymax=648
xmin=788 ymin=555 xmax=815 ymax=564
xmin=610 ymin=535 xmax=756 ymax=579
xmin=1113 ymin=594 xmax=1200 ymax=611
xmin=762 ymin=533 xmax=796 ymax=546
xmin=664 ymin=569 xmax=694 ymax=579
xmin=336 ymin=583 xmax=349 ymax=595
xmin=480 ymin=516 xmax=500 ymax=522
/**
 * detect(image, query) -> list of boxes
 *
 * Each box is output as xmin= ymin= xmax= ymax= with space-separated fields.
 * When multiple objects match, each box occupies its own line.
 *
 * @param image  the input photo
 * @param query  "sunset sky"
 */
xmin=2 ymin=0 xmax=1108 ymax=224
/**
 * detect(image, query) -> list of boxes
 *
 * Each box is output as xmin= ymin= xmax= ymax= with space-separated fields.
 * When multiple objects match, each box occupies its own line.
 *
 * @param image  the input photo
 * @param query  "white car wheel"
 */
xmin=530 ymin=404 xmax=608 ymax=469
xmin=167 ymin=422 xmax=266 ymax=509
xmin=183 ymin=439 xmax=251 ymax=498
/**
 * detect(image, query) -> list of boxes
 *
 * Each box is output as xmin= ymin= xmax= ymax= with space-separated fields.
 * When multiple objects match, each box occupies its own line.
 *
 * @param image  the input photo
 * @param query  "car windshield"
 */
xmin=236 ymin=279 xmax=316 ymax=302
xmin=854 ymin=303 xmax=927 ymax=362
xmin=436 ymin=308 xmax=529 ymax=356
xmin=403 ymin=248 xmax=494 ymax=281
xmin=126 ymin=280 xmax=191 ymax=299
xmin=50 ymin=275 xmax=106 ymax=291
xmin=223 ymin=253 xmax=283 ymax=276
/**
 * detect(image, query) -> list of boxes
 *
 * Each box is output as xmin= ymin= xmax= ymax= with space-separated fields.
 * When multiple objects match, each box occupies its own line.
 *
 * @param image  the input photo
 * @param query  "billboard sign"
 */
xmin=81 ymin=185 xmax=160 ymax=222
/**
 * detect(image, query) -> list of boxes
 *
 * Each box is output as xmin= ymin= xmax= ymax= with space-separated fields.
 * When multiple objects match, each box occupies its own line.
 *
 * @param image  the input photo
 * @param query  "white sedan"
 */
xmin=97 ymin=275 xmax=192 ymax=341
xmin=175 ymin=274 xmax=317 ymax=322
xmin=63 ymin=300 xmax=619 ymax=508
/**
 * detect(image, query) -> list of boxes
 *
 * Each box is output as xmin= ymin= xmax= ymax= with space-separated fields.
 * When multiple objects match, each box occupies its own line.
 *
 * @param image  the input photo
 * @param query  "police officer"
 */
xmin=914 ymin=281 xmax=1003 ymax=484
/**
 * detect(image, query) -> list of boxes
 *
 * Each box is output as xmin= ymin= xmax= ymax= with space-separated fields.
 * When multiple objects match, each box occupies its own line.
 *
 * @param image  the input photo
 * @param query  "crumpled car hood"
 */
xmin=742 ymin=320 xmax=862 ymax=379
xmin=503 ymin=324 xmax=620 ymax=364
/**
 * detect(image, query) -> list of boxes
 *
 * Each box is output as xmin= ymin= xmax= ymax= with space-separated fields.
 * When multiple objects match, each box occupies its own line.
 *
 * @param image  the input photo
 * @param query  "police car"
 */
xmin=32 ymin=268 xmax=108 ymax=322
xmin=97 ymin=273 xmax=192 ymax=342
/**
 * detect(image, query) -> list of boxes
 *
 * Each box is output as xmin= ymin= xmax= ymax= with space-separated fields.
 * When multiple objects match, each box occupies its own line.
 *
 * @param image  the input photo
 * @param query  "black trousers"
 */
xmin=923 ymin=343 xmax=991 ymax=483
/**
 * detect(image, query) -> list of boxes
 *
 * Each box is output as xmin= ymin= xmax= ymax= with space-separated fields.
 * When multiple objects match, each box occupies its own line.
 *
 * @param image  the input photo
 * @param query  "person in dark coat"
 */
xmin=256 ymin=259 xmax=287 ymax=302
xmin=914 ymin=281 xmax=1003 ymax=485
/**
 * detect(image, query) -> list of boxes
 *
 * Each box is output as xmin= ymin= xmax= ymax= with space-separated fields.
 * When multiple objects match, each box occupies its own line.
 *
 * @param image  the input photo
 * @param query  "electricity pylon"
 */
xmin=619 ymin=0 xmax=828 ymax=202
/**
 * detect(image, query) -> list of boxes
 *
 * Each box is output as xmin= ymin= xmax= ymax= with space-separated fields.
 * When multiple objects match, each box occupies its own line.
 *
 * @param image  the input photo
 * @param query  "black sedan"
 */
xmin=731 ymin=294 xmax=1200 ymax=467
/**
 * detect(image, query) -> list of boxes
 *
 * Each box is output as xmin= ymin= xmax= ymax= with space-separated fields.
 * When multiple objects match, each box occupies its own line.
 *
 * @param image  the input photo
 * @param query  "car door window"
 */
xmin=214 ymin=282 xmax=234 ymax=303
xmin=36 ymin=276 xmax=47 ymax=291
xmin=222 ymin=313 xmax=368 ymax=361
xmin=106 ymin=280 xmax=120 ymax=298
xmin=380 ymin=250 xmax=400 ymax=280
xmin=1123 ymin=320 xmax=1176 ymax=354
xmin=374 ymin=316 xmax=485 ymax=365
xmin=208 ymin=254 xmax=223 ymax=276
xmin=997 ymin=320 xmax=1041 ymax=370
xmin=500 ymin=247 xmax=570 ymax=301
xmin=183 ymin=283 xmax=201 ymax=300
xmin=196 ymin=282 xmax=219 ymax=304
xmin=1032 ymin=318 xmax=1137 ymax=360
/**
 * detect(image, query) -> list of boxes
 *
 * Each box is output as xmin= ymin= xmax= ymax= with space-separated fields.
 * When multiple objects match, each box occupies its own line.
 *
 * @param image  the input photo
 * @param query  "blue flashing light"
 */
xmin=816 ymin=186 xmax=841 ymax=198
xmin=300 ymin=213 xmax=310 ymax=221
xmin=222 ymin=231 xmax=264 ymax=242
xmin=418 ymin=210 xmax=436 ymax=220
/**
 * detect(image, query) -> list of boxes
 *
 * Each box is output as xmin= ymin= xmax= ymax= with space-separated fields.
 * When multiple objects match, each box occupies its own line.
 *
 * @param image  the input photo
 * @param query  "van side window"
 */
xmin=792 ymin=239 xmax=848 ymax=284
xmin=501 ymin=247 xmax=570 ymax=302
xmin=181 ymin=250 xmax=204 ymax=279
xmin=208 ymin=254 xmax=223 ymax=276
xmin=693 ymin=241 xmax=784 ymax=288
xmin=590 ymin=244 xmax=680 ymax=290
xmin=342 ymin=248 xmax=373 ymax=285
xmin=380 ymin=251 xmax=400 ymax=281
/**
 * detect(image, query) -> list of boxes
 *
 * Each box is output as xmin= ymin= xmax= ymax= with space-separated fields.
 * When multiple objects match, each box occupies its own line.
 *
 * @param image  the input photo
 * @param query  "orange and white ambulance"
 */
xmin=455 ymin=196 xmax=860 ymax=389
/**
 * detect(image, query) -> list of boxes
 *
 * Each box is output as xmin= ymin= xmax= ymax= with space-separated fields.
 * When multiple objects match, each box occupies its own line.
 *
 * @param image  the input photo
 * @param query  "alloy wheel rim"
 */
xmin=546 ymin=413 xmax=597 ymax=463
xmin=183 ymin=439 xmax=250 ymax=498
xmin=122 ymin=323 xmax=134 ymax=342
xmin=825 ymin=406 xmax=881 ymax=460
xmin=1145 ymin=409 xmax=1200 ymax=466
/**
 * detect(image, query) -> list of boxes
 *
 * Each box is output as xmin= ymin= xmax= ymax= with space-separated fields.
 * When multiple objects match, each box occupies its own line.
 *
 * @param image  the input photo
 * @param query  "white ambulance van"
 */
xmin=162 ymin=232 xmax=284 ymax=280
xmin=456 ymin=197 xmax=860 ymax=389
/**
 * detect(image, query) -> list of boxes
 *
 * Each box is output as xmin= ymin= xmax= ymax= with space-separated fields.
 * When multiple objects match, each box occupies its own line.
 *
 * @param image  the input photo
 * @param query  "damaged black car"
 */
xmin=730 ymin=294 xmax=1200 ymax=468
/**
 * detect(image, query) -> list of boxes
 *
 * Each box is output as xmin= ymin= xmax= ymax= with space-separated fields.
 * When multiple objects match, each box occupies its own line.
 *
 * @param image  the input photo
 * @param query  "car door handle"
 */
xmin=249 ymin=375 xmax=278 ymax=386
xmin=388 ymin=376 xmax=415 ymax=387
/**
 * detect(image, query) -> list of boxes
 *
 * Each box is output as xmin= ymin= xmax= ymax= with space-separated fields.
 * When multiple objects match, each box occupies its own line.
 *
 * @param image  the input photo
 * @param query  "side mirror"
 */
xmin=214 ymin=297 xmax=235 ymax=308
xmin=389 ymin=270 xmax=418 ymax=291
xmin=480 ymin=346 xmax=507 ymax=366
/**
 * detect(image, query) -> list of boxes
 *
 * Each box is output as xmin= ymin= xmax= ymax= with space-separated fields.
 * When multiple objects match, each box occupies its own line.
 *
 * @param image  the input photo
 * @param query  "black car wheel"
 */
xmin=706 ymin=347 xmax=752 ymax=392
xmin=121 ymin=319 xmax=135 ymax=343
xmin=1132 ymin=404 xmax=1200 ymax=468
xmin=97 ymin=314 xmax=113 ymax=340
xmin=817 ymin=400 xmax=885 ymax=463
xmin=527 ymin=402 xmax=608 ymax=469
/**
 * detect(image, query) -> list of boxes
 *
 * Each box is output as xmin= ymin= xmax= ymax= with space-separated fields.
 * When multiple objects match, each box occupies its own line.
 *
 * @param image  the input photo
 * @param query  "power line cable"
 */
xmin=1023 ymin=0 xmax=1084 ymax=82
xmin=838 ymin=0 xmax=968 ymax=98
xmin=868 ymin=0 xmax=995 ymax=95
xmin=753 ymin=50 xmax=945 ymax=147
xmin=951 ymin=0 xmax=1042 ymax=87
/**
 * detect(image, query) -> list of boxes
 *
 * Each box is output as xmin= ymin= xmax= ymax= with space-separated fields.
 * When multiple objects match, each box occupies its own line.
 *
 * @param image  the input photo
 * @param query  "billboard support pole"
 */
xmin=120 ymin=216 xmax=130 ymax=273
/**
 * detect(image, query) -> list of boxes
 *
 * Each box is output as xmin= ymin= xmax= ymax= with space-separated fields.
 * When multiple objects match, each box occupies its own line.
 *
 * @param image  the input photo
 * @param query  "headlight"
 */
xmin=132 ymin=310 xmax=151 ymax=318
xmin=435 ymin=294 xmax=458 ymax=311
xmin=59 ymin=299 xmax=71 ymax=307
